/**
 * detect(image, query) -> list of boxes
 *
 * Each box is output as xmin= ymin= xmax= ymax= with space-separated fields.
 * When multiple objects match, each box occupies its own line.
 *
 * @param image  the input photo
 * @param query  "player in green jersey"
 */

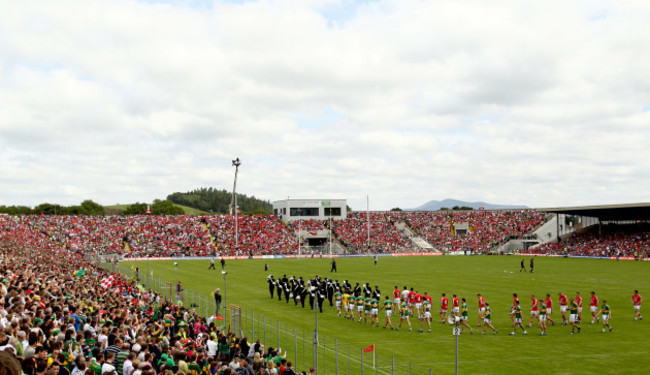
xmin=419 ymin=299 xmax=432 ymax=333
xmin=509 ymin=300 xmax=527 ymax=335
xmin=568 ymin=298 xmax=581 ymax=334
xmin=382 ymin=296 xmax=394 ymax=329
xmin=481 ymin=302 xmax=497 ymax=334
xmin=334 ymin=289 xmax=343 ymax=317
xmin=597 ymin=300 xmax=613 ymax=333
xmin=356 ymin=296 xmax=365 ymax=321
xmin=363 ymin=297 xmax=372 ymax=324
xmin=459 ymin=298 xmax=474 ymax=334
xmin=538 ymin=299 xmax=548 ymax=335
xmin=397 ymin=302 xmax=412 ymax=331
xmin=370 ymin=297 xmax=379 ymax=327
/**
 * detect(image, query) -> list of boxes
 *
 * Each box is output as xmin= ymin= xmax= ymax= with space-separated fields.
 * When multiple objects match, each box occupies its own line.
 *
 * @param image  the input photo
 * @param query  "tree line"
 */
xmin=166 ymin=187 xmax=272 ymax=214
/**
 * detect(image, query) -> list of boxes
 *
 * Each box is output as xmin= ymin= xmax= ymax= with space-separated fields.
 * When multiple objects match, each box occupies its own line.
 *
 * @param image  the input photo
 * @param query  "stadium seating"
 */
xmin=332 ymin=212 xmax=417 ymax=253
xmin=205 ymin=214 xmax=298 ymax=255
xmin=532 ymin=225 xmax=650 ymax=257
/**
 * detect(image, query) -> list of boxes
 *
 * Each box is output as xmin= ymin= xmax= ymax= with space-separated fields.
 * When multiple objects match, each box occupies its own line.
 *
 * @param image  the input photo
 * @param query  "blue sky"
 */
xmin=1 ymin=0 xmax=650 ymax=210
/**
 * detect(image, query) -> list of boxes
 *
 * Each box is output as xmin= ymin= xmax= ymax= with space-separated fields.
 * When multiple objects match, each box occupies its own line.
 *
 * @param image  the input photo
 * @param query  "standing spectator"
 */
xmin=214 ymin=289 xmax=222 ymax=316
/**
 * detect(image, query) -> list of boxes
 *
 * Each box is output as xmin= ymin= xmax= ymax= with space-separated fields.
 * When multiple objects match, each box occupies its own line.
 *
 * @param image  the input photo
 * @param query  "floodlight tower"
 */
xmin=230 ymin=158 xmax=242 ymax=251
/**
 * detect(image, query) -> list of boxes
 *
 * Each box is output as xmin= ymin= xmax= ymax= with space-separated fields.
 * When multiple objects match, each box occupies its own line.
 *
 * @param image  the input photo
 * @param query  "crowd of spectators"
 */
xmin=396 ymin=210 xmax=549 ymax=253
xmin=0 ymin=215 xmax=303 ymax=375
xmin=332 ymin=213 xmax=417 ymax=253
xmin=285 ymin=220 xmax=327 ymax=234
xmin=532 ymin=225 xmax=650 ymax=258
xmin=204 ymin=216 xmax=297 ymax=256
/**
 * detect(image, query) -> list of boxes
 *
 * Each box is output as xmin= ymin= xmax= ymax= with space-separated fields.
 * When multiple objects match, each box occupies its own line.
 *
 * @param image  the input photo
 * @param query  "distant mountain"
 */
xmin=409 ymin=199 xmax=528 ymax=211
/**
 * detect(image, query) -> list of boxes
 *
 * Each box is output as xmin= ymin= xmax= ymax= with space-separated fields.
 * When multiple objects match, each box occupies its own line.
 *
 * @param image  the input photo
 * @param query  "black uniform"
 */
xmin=529 ymin=258 xmax=534 ymax=273
xmin=520 ymin=259 xmax=526 ymax=272
xmin=276 ymin=279 xmax=283 ymax=301
xmin=267 ymin=277 xmax=275 ymax=298
xmin=331 ymin=259 xmax=337 ymax=272
xmin=326 ymin=280 xmax=334 ymax=306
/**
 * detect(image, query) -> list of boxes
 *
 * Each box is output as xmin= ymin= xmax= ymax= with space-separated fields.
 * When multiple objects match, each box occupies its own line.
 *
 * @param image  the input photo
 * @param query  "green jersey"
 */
xmin=601 ymin=304 xmax=610 ymax=315
xmin=364 ymin=298 xmax=372 ymax=311
xmin=401 ymin=302 xmax=409 ymax=317
xmin=539 ymin=304 xmax=546 ymax=315
xmin=383 ymin=300 xmax=392 ymax=311
xmin=484 ymin=306 xmax=491 ymax=319
xmin=371 ymin=299 xmax=378 ymax=309
xmin=461 ymin=302 xmax=469 ymax=317
xmin=423 ymin=301 xmax=431 ymax=311
xmin=334 ymin=292 xmax=342 ymax=302
xmin=514 ymin=305 xmax=522 ymax=319
xmin=569 ymin=303 xmax=578 ymax=315
xmin=357 ymin=296 xmax=364 ymax=306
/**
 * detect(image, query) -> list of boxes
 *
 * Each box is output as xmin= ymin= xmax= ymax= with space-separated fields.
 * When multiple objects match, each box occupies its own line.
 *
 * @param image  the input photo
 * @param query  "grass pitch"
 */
xmin=125 ymin=256 xmax=649 ymax=374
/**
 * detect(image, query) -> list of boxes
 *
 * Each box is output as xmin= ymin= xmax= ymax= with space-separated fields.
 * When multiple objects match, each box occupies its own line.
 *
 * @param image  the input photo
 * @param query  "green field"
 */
xmin=123 ymin=256 xmax=650 ymax=375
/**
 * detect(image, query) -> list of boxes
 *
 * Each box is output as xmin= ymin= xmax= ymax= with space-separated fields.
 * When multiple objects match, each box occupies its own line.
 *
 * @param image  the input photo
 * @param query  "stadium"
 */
xmin=1 ymin=200 xmax=648 ymax=374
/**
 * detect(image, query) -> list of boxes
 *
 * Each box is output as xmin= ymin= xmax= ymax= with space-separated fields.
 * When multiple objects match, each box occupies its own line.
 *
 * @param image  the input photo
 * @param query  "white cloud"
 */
xmin=1 ymin=0 xmax=649 ymax=210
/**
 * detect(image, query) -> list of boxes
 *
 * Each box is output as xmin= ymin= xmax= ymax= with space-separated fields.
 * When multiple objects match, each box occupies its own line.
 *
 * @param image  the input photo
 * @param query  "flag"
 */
xmin=101 ymin=275 xmax=115 ymax=289
xmin=74 ymin=269 xmax=87 ymax=277
xmin=364 ymin=344 xmax=375 ymax=352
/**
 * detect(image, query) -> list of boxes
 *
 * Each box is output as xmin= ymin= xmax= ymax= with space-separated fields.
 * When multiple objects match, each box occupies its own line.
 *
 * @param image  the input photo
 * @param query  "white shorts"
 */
xmin=560 ymin=306 xmax=567 ymax=313
xmin=371 ymin=308 xmax=378 ymax=316
xmin=423 ymin=311 xmax=431 ymax=319
xmin=634 ymin=305 xmax=641 ymax=311
xmin=409 ymin=302 xmax=415 ymax=307
xmin=514 ymin=318 xmax=522 ymax=323
xmin=547 ymin=308 xmax=552 ymax=315
xmin=483 ymin=317 xmax=491 ymax=324
xmin=461 ymin=315 xmax=468 ymax=321
xmin=385 ymin=310 xmax=392 ymax=317
xmin=401 ymin=315 xmax=409 ymax=320
xmin=539 ymin=315 xmax=546 ymax=322
xmin=578 ymin=307 xmax=583 ymax=313
xmin=440 ymin=308 xmax=448 ymax=313
xmin=452 ymin=307 xmax=459 ymax=314
xmin=393 ymin=298 xmax=400 ymax=304
xmin=357 ymin=305 xmax=364 ymax=312
xmin=478 ymin=307 xmax=486 ymax=315
xmin=530 ymin=311 xmax=539 ymax=316
xmin=415 ymin=303 xmax=422 ymax=310
xmin=335 ymin=301 xmax=341 ymax=307
xmin=569 ymin=314 xmax=578 ymax=323
xmin=602 ymin=314 xmax=609 ymax=322
xmin=590 ymin=306 xmax=597 ymax=313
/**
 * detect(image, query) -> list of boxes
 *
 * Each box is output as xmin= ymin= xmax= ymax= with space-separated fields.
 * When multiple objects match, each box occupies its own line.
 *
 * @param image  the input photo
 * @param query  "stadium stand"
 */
xmin=0 ymin=215 xmax=299 ymax=375
xmin=332 ymin=212 xmax=417 ymax=253
xmin=204 ymin=215 xmax=298 ymax=255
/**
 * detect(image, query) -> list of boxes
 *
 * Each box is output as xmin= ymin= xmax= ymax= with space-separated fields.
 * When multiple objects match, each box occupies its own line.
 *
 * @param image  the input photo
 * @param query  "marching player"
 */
xmin=589 ymin=291 xmax=599 ymax=324
xmin=575 ymin=292 xmax=583 ymax=321
xmin=334 ymin=288 xmax=343 ymax=317
xmin=481 ymin=302 xmax=497 ymax=335
xmin=569 ymin=297 xmax=581 ymax=334
xmin=414 ymin=290 xmax=423 ymax=318
xmin=510 ymin=293 xmax=520 ymax=325
xmin=357 ymin=294 xmax=365 ymax=322
xmin=370 ymin=295 xmax=379 ymax=327
xmin=459 ymin=298 xmax=474 ymax=334
xmin=528 ymin=294 xmax=539 ymax=327
xmin=393 ymin=286 xmax=401 ymax=312
xmin=452 ymin=294 xmax=460 ymax=317
xmin=477 ymin=294 xmax=486 ymax=327
xmin=397 ymin=301 xmax=412 ymax=331
xmin=342 ymin=289 xmax=350 ymax=318
xmin=408 ymin=288 xmax=417 ymax=315
xmin=597 ymin=300 xmax=613 ymax=332
xmin=363 ymin=294 xmax=372 ymax=324
xmin=509 ymin=300 xmax=527 ymax=335
xmin=419 ymin=297 xmax=432 ymax=333
xmin=632 ymin=290 xmax=643 ymax=320
xmin=545 ymin=293 xmax=555 ymax=326
xmin=347 ymin=292 xmax=356 ymax=320
xmin=559 ymin=292 xmax=568 ymax=325
xmin=440 ymin=293 xmax=449 ymax=324
xmin=538 ymin=298 xmax=548 ymax=335
xmin=382 ymin=296 xmax=394 ymax=329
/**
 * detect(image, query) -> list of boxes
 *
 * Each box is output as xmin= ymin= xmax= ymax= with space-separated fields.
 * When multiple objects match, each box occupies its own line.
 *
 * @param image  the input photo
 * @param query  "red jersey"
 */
xmin=531 ymin=298 xmax=539 ymax=311
xmin=633 ymin=293 xmax=642 ymax=306
xmin=576 ymin=296 xmax=583 ymax=307
xmin=559 ymin=294 xmax=568 ymax=306
xmin=415 ymin=293 xmax=423 ymax=303
xmin=441 ymin=297 xmax=448 ymax=309
xmin=545 ymin=298 xmax=552 ymax=309
xmin=590 ymin=295 xmax=598 ymax=307
xmin=452 ymin=297 xmax=459 ymax=308
xmin=478 ymin=296 xmax=486 ymax=308
xmin=512 ymin=297 xmax=519 ymax=308
xmin=408 ymin=291 xmax=416 ymax=304
xmin=393 ymin=289 xmax=401 ymax=299
xmin=424 ymin=294 xmax=432 ymax=304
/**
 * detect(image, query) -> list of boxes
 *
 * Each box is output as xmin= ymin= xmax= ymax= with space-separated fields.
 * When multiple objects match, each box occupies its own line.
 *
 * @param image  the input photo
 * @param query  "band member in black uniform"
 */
xmin=267 ymin=275 xmax=275 ymax=298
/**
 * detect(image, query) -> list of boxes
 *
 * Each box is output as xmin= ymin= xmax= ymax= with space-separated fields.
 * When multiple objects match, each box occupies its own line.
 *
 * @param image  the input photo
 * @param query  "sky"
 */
xmin=1 ymin=0 xmax=649 ymax=211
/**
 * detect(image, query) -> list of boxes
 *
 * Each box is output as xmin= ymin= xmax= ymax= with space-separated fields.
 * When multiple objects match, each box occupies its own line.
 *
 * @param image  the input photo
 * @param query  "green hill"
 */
xmin=167 ymin=187 xmax=272 ymax=214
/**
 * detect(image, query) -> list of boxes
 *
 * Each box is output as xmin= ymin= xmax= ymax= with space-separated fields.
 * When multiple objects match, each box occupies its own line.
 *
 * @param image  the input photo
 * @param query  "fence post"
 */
xmin=361 ymin=348 xmax=364 ymax=375
xmin=347 ymin=343 xmax=350 ymax=375
xmin=277 ymin=320 xmax=280 ymax=348
xmin=294 ymin=326 xmax=297 ymax=371
xmin=409 ymin=361 xmax=412 ymax=375
xmin=335 ymin=339 xmax=338 ymax=375
xmin=263 ymin=316 xmax=266 ymax=346
xmin=302 ymin=328 xmax=305 ymax=372
xmin=392 ymin=356 xmax=394 ymax=375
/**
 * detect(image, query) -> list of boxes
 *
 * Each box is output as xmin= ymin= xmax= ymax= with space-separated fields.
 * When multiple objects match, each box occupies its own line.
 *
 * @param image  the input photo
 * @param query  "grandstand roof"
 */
xmin=539 ymin=202 xmax=650 ymax=221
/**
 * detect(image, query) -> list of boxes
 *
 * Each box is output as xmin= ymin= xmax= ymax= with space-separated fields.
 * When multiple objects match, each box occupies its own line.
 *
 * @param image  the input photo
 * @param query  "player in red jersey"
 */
xmin=393 ymin=286 xmax=401 ymax=312
xmin=510 ymin=293 xmax=519 ymax=325
xmin=424 ymin=291 xmax=432 ymax=305
xmin=559 ymin=292 xmax=568 ymax=325
xmin=477 ymin=293 xmax=486 ymax=327
xmin=545 ymin=293 xmax=555 ymax=326
xmin=589 ymin=291 xmax=599 ymax=324
xmin=528 ymin=294 xmax=539 ymax=328
xmin=414 ymin=291 xmax=423 ymax=318
xmin=452 ymin=294 xmax=460 ymax=316
xmin=408 ymin=288 xmax=417 ymax=314
xmin=440 ymin=293 xmax=449 ymax=323
xmin=632 ymin=290 xmax=643 ymax=320
xmin=575 ymin=292 xmax=583 ymax=321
